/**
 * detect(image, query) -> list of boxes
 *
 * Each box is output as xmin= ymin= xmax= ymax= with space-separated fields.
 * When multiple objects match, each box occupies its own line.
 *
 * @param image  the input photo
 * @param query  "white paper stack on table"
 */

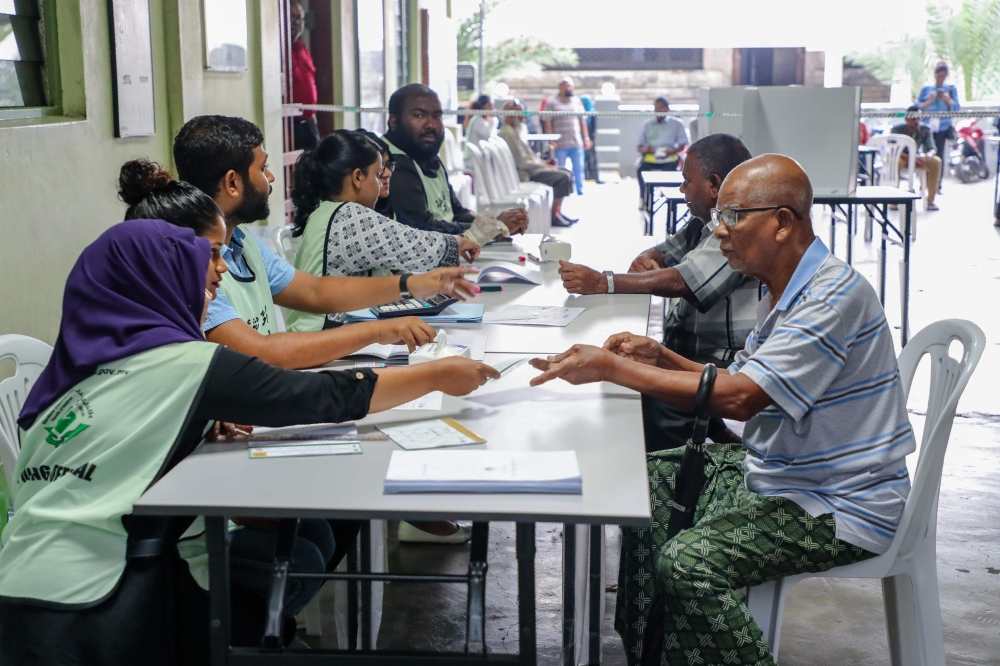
xmin=384 ymin=450 xmax=582 ymax=494
xmin=469 ymin=262 xmax=541 ymax=286
xmin=348 ymin=332 xmax=488 ymax=363
xmin=475 ymin=240 xmax=527 ymax=262
xmin=482 ymin=305 xmax=585 ymax=327
xmin=245 ymin=423 xmax=367 ymax=459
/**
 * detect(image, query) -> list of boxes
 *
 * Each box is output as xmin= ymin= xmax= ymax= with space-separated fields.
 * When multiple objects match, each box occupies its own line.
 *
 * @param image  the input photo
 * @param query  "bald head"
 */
xmin=725 ymin=154 xmax=813 ymax=221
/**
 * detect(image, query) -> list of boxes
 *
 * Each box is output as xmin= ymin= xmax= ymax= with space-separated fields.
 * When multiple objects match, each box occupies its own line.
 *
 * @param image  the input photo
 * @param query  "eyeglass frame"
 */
xmin=377 ymin=159 xmax=396 ymax=182
xmin=710 ymin=205 xmax=804 ymax=228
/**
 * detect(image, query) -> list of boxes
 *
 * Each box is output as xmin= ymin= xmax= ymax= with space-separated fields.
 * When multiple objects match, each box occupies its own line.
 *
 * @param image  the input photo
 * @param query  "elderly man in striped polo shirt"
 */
xmin=530 ymin=154 xmax=914 ymax=666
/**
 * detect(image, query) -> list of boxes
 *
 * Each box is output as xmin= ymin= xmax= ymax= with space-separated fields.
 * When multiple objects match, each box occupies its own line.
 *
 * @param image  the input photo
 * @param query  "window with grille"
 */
xmin=0 ymin=0 xmax=49 ymax=108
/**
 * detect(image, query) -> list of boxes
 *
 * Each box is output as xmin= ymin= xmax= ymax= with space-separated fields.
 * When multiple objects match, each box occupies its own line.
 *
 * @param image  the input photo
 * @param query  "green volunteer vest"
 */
xmin=286 ymin=201 xmax=345 ymax=333
xmin=0 ymin=342 xmax=217 ymax=606
xmin=220 ymin=230 xmax=279 ymax=335
xmin=383 ymin=136 xmax=454 ymax=223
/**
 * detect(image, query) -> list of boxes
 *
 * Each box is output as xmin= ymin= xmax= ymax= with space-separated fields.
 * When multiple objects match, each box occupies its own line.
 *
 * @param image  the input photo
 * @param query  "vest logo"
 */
xmin=247 ymin=307 xmax=270 ymax=332
xmin=44 ymin=410 xmax=90 ymax=447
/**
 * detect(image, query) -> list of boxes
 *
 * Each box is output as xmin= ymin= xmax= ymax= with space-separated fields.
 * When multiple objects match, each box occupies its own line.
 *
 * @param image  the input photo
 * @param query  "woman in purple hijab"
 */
xmin=0 ymin=213 xmax=499 ymax=665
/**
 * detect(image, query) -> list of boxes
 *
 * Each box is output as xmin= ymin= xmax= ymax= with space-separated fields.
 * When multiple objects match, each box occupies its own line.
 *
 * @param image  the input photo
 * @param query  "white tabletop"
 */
xmin=814 ymin=186 xmax=922 ymax=202
xmin=448 ymin=234 xmax=653 ymax=354
xmin=133 ymin=356 xmax=652 ymax=526
xmin=638 ymin=171 xmax=684 ymax=186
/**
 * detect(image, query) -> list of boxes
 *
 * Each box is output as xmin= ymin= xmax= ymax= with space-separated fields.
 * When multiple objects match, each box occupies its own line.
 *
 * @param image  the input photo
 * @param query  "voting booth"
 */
xmin=698 ymin=86 xmax=861 ymax=196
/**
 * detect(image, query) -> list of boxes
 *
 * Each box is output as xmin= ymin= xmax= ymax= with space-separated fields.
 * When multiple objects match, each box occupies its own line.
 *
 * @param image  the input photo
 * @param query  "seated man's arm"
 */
xmin=529 ymin=343 xmax=771 ymax=421
xmin=274 ymin=267 xmax=477 ymax=315
xmin=206 ymin=316 xmax=436 ymax=370
xmin=560 ymin=260 xmax=691 ymax=298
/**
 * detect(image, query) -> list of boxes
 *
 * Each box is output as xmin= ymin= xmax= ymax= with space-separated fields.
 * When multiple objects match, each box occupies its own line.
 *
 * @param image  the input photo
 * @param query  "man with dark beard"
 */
xmin=172 ymin=115 xmax=478 ymax=368
xmin=382 ymin=84 xmax=528 ymax=236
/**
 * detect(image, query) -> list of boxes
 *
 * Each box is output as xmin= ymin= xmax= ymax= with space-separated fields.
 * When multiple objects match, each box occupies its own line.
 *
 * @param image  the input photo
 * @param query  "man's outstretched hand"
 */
xmin=559 ymin=261 xmax=607 ymax=294
xmin=529 ymin=344 xmax=618 ymax=387
xmin=603 ymin=332 xmax=664 ymax=367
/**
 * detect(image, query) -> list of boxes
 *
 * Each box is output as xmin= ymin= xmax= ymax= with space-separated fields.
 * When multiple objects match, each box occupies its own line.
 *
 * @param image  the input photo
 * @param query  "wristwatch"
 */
xmin=399 ymin=273 xmax=412 ymax=299
xmin=604 ymin=270 xmax=615 ymax=295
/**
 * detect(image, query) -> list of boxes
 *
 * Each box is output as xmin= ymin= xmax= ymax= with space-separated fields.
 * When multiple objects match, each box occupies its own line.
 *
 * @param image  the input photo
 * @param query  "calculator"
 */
xmin=371 ymin=293 xmax=458 ymax=319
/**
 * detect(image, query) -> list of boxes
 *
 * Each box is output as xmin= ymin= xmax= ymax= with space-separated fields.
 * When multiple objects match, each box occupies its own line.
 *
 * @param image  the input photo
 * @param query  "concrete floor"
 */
xmin=303 ymin=174 xmax=1000 ymax=664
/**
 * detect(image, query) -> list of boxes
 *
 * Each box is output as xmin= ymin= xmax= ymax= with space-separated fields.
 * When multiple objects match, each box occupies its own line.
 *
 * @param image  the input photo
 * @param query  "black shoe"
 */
xmin=551 ymin=216 xmax=573 ymax=227
xmin=559 ymin=214 xmax=579 ymax=223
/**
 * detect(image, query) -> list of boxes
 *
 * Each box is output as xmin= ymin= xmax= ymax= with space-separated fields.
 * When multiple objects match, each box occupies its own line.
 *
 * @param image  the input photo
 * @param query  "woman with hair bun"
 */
xmin=287 ymin=129 xmax=480 ymax=334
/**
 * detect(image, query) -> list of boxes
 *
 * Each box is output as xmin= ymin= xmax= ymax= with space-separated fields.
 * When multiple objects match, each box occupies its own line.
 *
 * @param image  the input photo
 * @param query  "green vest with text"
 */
xmin=286 ymin=201 xmax=345 ymax=333
xmin=220 ymin=230 xmax=279 ymax=335
xmin=0 ymin=342 xmax=216 ymax=606
xmin=383 ymin=136 xmax=454 ymax=223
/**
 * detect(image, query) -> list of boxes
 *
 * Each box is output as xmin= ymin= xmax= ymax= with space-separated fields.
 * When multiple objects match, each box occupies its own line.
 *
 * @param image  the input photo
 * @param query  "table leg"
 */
xmin=562 ymin=524 xmax=577 ymax=666
xmin=829 ymin=204 xmax=837 ymax=255
xmin=517 ymin=523 xmax=537 ymax=666
xmin=878 ymin=204 xmax=888 ymax=305
xmin=360 ymin=521 xmax=372 ymax=650
xmin=588 ymin=526 xmax=603 ymax=665
xmin=902 ymin=201 xmax=912 ymax=345
xmin=846 ymin=204 xmax=854 ymax=265
xmin=347 ymin=541 xmax=359 ymax=650
xmin=644 ymin=182 xmax=653 ymax=236
xmin=206 ymin=516 xmax=231 ymax=666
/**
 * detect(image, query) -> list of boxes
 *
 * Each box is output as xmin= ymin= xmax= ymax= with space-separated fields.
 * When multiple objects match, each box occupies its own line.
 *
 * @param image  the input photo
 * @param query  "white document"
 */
xmin=250 ymin=442 xmax=362 ymax=459
xmin=391 ymin=391 xmax=444 ymax=411
xmin=482 ymin=305 xmax=585 ymax=327
xmin=470 ymin=263 xmax=541 ymax=285
xmin=489 ymin=357 xmax=529 ymax=378
xmin=377 ymin=418 xmax=485 ymax=451
xmin=384 ymin=450 xmax=582 ymax=494
xmin=348 ymin=343 xmax=410 ymax=361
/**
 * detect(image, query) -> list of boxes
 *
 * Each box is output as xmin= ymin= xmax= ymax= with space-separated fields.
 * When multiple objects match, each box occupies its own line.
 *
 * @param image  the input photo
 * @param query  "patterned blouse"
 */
xmin=320 ymin=201 xmax=459 ymax=276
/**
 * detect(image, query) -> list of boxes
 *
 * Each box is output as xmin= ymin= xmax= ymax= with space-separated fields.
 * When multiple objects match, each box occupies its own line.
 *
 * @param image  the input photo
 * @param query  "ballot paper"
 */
xmin=489 ymin=357 xmax=529 ymax=378
xmin=482 ymin=305 xmax=585 ymax=327
xmin=377 ymin=418 xmax=485 ymax=451
xmin=383 ymin=450 xmax=582 ymax=494
xmin=470 ymin=263 xmax=541 ymax=285
xmin=392 ymin=391 xmax=444 ymax=411
xmin=249 ymin=442 xmax=362 ymax=459
xmin=348 ymin=333 xmax=487 ymax=361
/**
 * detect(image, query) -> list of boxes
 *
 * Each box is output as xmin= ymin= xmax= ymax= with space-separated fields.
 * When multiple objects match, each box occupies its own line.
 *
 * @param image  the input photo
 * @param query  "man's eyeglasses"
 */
xmin=710 ymin=205 xmax=804 ymax=228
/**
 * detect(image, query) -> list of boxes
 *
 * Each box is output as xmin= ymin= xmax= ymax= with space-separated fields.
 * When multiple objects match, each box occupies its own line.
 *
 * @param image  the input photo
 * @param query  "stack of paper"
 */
xmin=245 ymin=423 xmax=364 ymax=459
xmin=345 ymin=303 xmax=484 ymax=324
xmin=470 ymin=263 xmax=541 ymax=285
xmin=384 ymin=450 xmax=582 ymax=494
xmin=482 ymin=305 xmax=585 ymax=327
xmin=349 ymin=332 xmax=488 ymax=362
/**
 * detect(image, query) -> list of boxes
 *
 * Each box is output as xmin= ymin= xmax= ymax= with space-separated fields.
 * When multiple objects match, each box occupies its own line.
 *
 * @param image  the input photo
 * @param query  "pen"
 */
xmin=478 ymin=285 xmax=503 ymax=292
xmin=527 ymin=253 xmax=541 ymax=262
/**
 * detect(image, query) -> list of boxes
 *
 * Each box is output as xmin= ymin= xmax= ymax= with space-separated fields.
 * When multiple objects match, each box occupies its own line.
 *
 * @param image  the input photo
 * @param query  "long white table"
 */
xmin=134 ymin=233 xmax=656 ymax=665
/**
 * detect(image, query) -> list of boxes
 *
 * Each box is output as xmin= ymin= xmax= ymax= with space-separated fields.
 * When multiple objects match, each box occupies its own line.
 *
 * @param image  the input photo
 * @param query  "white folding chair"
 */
xmin=478 ymin=141 xmax=549 ymax=234
xmin=747 ymin=319 xmax=985 ymax=666
xmin=269 ymin=226 xmax=299 ymax=330
xmin=0 ymin=335 xmax=54 ymax=490
xmin=488 ymin=137 xmax=554 ymax=209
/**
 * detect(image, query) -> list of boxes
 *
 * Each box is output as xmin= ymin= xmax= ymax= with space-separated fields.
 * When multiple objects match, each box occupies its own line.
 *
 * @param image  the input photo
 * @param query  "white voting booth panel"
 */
xmin=698 ymin=86 xmax=861 ymax=196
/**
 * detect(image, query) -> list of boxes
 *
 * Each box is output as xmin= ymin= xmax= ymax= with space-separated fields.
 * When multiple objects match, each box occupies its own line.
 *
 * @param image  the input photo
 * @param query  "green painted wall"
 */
xmin=0 ymin=0 xmax=284 ymax=345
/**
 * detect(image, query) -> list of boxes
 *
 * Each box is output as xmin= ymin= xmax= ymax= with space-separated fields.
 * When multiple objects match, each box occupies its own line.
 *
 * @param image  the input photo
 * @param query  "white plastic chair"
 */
xmin=867 ymin=134 xmax=924 ymax=239
xmin=488 ymin=137 xmax=554 ymax=210
xmin=747 ymin=319 xmax=985 ymax=666
xmin=0 ymin=335 xmax=54 ymax=490
xmin=442 ymin=130 xmax=476 ymax=211
xmin=478 ymin=141 xmax=550 ymax=234
xmin=465 ymin=143 xmax=529 ymax=217
xmin=270 ymin=225 xmax=298 ymax=265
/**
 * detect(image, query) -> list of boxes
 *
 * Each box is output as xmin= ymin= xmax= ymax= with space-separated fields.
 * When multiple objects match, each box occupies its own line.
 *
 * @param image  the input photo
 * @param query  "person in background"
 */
xmin=917 ymin=61 xmax=960 ymax=193
xmin=290 ymin=2 xmax=320 ymax=151
xmin=463 ymin=94 xmax=497 ymax=164
xmin=557 ymin=133 xmax=758 ymax=450
xmin=532 ymin=154 xmax=913 ymax=666
xmin=498 ymin=99 xmax=577 ymax=227
xmin=892 ymin=105 xmax=942 ymax=211
xmin=286 ymin=130 xmax=480 ymax=332
xmin=173 ymin=115 xmax=477 ymax=369
xmin=580 ymin=93 xmax=602 ymax=184
xmin=637 ymin=96 xmax=688 ymax=175
xmin=381 ymin=84 xmax=528 ymax=239
xmin=544 ymin=76 xmax=592 ymax=196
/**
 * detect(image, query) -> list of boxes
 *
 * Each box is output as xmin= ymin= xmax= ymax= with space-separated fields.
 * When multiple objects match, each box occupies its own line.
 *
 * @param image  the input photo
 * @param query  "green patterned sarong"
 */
xmin=616 ymin=444 xmax=875 ymax=666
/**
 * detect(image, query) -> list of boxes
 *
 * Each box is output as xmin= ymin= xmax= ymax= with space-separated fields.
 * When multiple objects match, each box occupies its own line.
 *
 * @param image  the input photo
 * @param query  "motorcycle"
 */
xmin=950 ymin=119 xmax=990 ymax=184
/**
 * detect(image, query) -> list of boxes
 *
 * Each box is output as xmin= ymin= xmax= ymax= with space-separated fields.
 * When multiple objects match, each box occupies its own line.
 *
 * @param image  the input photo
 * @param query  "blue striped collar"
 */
xmin=775 ymin=237 xmax=831 ymax=311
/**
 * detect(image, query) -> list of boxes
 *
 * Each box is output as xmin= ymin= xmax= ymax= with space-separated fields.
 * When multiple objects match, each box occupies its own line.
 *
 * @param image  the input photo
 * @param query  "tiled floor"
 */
xmin=304 ymin=174 xmax=1000 ymax=665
